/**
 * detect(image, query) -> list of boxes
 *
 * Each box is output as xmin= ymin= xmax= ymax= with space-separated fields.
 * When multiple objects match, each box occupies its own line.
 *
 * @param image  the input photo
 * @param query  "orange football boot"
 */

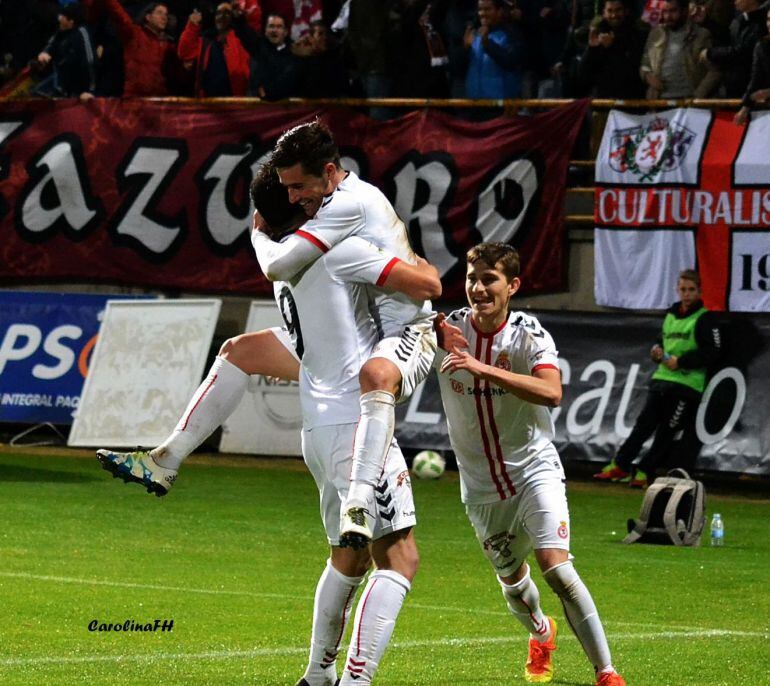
xmin=524 ymin=616 xmax=557 ymax=683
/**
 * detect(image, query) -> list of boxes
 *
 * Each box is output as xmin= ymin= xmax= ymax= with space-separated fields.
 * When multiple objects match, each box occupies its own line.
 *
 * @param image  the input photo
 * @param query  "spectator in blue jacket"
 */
xmin=463 ymin=0 xmax=525 ymax=100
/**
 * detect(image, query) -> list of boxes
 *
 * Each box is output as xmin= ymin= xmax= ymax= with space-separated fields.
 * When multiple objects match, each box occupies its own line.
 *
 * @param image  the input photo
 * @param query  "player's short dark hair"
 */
xmin=249 ymin=163 xmax=306 ymax=236
xmin=678 ymin=269 xmax=700 ymax=287
xmin=466 ymin=243 xmax=520 ymax=280
xmin=664 ymin=0 xmax=689 ymax=10
xmin=271 ymin=120 xmax=341 ymax=177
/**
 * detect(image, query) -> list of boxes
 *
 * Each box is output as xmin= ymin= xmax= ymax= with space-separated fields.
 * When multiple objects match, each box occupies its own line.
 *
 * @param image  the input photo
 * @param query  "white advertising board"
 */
xmin=68 ymin=299 xmax=221 ymax=447
xmin=219 ymin=301 xmax=302 ymax=456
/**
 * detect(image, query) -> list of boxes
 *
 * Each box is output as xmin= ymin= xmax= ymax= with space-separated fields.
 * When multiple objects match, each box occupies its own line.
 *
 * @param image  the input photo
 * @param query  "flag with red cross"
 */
xmin=594 ymin=108 xmax=770 ymax=312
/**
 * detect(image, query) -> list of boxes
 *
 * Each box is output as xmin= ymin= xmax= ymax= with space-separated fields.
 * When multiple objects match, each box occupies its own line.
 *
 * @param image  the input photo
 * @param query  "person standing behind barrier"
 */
xmin=463 ymin=0 xmax=526 ymax=101
xmin=388 ymin=0 xmax=451 ymax=99
xmin=87 ymin=0 xmax=183 ymax=95
xmin=578 ymin=0 xmax=648 ymax=98
xmin=594 ymin=270 xmax=722 ymax=488
xmin=345 ymin=0 xmax=396 ymax=119
xmin=733 ymin=9 xmax=770 ymax=124
xmin=178 ymin=3 xmax=259 ymax=96
xmin=689 ymin=0 xmax=731 ymax=47
xmin=639 ymin=0 xmax=720 ymax=98
xmin=292 ymin=19 xmax=350 ymax=96
xmin=699 ymin=0 xmax=768 ymax=97
xmin=33 ymin=3 xmax=97 ymax=98
xmin=249 ymin=11 xmax=301 ymax=98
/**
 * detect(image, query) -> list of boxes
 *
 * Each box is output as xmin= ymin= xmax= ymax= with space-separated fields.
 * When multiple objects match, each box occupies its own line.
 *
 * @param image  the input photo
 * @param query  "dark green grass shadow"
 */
xmin=0 ymin=463 xmax=99 ymax=484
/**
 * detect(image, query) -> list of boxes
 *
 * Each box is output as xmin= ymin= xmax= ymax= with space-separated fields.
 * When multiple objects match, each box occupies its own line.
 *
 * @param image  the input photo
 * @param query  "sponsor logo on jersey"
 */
xmin=451 ymin=379 xmax=464 ymax=395
xmin=494 ymin=352 xmax=512 ymax=371
xmin=468 ymin=386 xmax=506 ymax=397
xmin=557 ymin=521 xmax=569 ymax=539
xmin=483 ymin=531 xmax=516 ymax=558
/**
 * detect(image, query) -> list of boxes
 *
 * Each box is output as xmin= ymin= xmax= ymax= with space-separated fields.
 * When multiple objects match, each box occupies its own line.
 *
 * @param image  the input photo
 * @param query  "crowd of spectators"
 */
xmin=1 ymin=0 xmax=769 ymax=115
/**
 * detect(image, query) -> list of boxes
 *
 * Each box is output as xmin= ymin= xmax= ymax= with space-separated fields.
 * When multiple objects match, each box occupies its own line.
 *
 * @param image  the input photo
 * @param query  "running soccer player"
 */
xmin=98 ymin=165 xmax=433 ymax=686
xmin=251 ymin=120 xmax=437 ymax=549
xmin=435 ymin=242 xmax=626 ymax=686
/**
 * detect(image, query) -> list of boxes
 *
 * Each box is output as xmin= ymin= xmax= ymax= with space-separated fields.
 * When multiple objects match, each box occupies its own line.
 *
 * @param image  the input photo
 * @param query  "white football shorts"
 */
xmin=465 ymin=476 xmax=570 ymax=578
xmin=302 ymin=423 xmax=417 ymax=546
xmin=369 ymin=322 xmax=437 ymax=403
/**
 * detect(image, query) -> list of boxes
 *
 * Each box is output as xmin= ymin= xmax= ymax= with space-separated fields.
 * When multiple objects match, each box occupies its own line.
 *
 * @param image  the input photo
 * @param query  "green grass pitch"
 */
xmin=0 ymin=449 xmax=768 ymax=686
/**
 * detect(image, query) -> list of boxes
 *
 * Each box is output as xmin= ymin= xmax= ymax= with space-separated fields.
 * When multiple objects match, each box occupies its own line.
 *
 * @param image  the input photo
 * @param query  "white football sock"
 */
xmin=499 ymin=565 xmax=551 ymax=642
xmin=544 ymin=561 xmax=613 ymax=673
xmin=347 ymin=391 xmax=395 ymax=507
xmin=152 ymin=356 xmax=248 ymax=470
xmin=339 ymin=569 xmax=410 ymax=685
xmin=302 ymin=560 xmax=365 ymax=686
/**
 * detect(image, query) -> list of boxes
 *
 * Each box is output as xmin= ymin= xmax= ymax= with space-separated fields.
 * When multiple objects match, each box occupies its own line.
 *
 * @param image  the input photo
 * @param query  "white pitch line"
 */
xmin=0 ymin=571 xmax=748 ymax=633
xmin=0 ymin=571 xmax=508 ymax=617
xmin=0 ymin=571 xmax=308 ymax=601
xmin=0 ymin=629 xmax=766 ymax=668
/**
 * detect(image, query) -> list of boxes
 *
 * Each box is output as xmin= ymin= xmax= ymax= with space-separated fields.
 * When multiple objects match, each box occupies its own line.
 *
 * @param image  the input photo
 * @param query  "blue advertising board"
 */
xmin=0 ymin=292 xmax=154 ymax=424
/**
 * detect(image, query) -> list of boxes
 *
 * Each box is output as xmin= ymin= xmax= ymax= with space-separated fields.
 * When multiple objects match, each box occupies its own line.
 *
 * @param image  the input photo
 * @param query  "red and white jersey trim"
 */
xmin=376 ymin=257 xmax=401 ymax=287
xmin=532 ymin=363 xmax=559 ymax=373
xmin=295 ymin=229 xmax=330 ymax=253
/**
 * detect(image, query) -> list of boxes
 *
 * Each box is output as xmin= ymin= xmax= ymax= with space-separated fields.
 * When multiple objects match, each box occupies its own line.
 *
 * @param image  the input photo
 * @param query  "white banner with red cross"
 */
xmin=594 ymin=108 xmax=770 ymax=312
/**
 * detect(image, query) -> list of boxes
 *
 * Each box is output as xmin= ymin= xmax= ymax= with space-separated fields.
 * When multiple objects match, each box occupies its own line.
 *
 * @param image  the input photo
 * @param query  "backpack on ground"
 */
xmin=623 ymin=468 xmax=706 ymax=546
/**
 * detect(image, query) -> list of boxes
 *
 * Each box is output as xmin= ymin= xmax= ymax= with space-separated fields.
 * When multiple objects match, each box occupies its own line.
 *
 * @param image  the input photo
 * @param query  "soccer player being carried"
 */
xmin=251 ymin=119 xmax=438 ymax=549
xmin=98 ymin=163 xmax=440 ymax=686
xmin=435 ymin=242 xmax=626 ymax=686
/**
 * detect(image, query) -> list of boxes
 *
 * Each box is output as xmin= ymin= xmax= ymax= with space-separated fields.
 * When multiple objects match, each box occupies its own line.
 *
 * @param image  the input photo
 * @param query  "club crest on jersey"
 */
xmin=557 ymin=521 xmax=569 ymax=539
xmin=451 ymin=379 xmax=464 ymax=394
xmin=495 ymin=352 xmax=512 ymax=372
xmin=608 ymin=117 xmax=695 ymax=181
xmin=396 ymin=470 xmax=411 ymax=487
xmin=483 ymin=531 xmax=515 ymax=558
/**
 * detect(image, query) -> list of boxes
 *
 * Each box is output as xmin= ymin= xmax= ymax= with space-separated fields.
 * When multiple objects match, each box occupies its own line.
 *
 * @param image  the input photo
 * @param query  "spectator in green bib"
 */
xmin=594 ymin=270 xmax=722 ymax=488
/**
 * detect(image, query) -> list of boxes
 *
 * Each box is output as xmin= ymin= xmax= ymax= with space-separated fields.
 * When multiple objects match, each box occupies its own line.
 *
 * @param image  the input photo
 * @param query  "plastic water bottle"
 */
xmin=710 ymin=513 xmax=724 ymax=547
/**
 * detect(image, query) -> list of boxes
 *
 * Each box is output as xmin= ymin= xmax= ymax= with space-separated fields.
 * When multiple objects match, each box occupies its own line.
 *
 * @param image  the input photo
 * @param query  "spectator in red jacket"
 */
xmin=178 ymin=3 xmax=260 ymax=96
xmin=91 ymin=0 xmax=182 ymax=95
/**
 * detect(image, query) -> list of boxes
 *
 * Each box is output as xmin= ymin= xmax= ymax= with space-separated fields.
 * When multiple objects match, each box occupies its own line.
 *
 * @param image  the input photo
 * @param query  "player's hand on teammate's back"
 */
xmin=252 ymin=209 xmax=280 ymax=239
xmin=414 ymin=256 xmax=442 ymax=294
xmin=252 ymin=209 xmax=266 ymax=232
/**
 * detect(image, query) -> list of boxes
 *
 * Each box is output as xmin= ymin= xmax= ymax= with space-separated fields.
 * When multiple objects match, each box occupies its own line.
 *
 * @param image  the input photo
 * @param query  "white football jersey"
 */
xmin=435 ymin=308 xmax=564 ymax=505
xmin=273 ymin=237 xmax=398 ymax=429
xmin=296 ymin=171 xmax=435 ymax=337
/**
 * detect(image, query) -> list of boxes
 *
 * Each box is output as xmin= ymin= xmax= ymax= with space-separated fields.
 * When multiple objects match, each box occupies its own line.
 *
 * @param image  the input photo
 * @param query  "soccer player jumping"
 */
xmin=98 ymin=164 xmax=439 ymax=686
xmin=251 ymin=121 xmax=438 ymax=549
xmin=435 ymin=243 xmax=626 ymax=686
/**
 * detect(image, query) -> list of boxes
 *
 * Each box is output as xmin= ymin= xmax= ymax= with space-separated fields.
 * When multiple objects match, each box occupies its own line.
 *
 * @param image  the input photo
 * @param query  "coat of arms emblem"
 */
xmin=608 ymin=117 xmax=696 ymax=180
